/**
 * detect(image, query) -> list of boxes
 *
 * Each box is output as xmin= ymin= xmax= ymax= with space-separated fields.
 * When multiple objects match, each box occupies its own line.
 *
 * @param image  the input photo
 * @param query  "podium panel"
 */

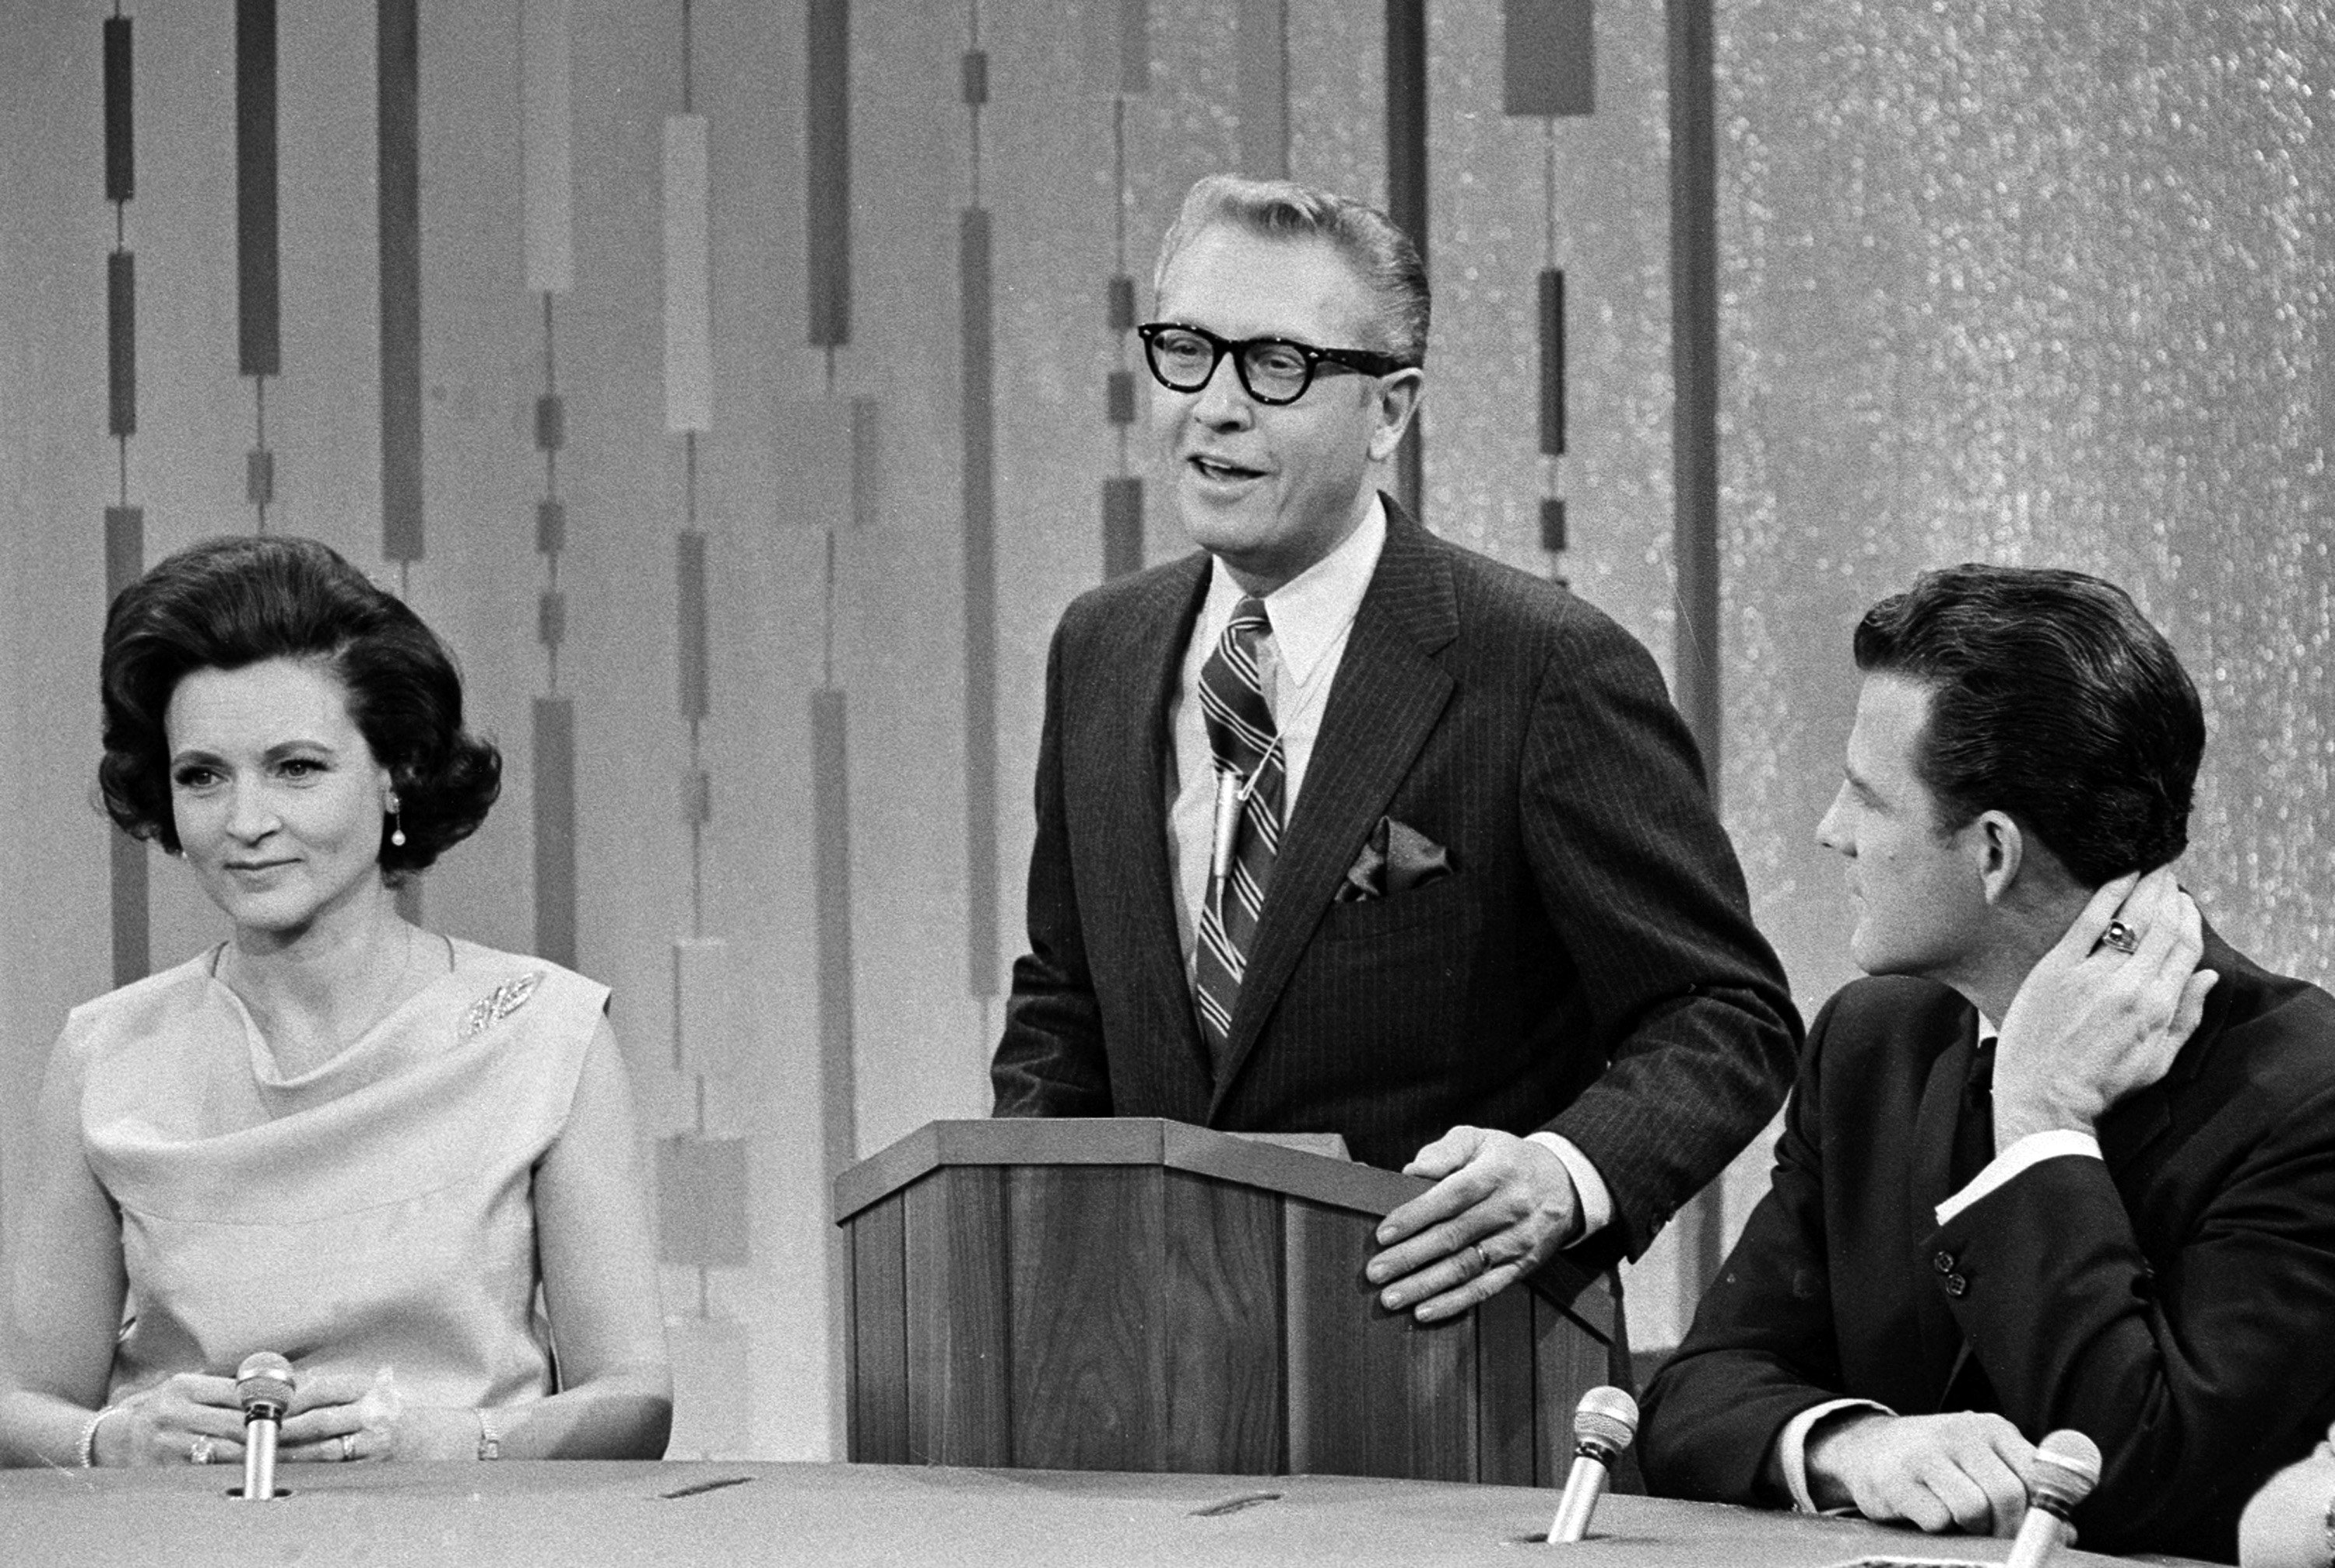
xmin=835 ymin=1119 xmax=1627 ymax=1484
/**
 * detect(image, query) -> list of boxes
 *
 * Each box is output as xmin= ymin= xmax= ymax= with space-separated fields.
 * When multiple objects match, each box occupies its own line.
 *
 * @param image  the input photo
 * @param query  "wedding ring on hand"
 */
xmin=340 ymin=1433 xmax=356 ymax=1462
xmin=189 ymin=1433 xmax=215 ymax=1465
xmin=2100 ymin=919 xmax=2140 ymax=956
xmin=1469 ymin=1243 xmax=1490 ymax=1277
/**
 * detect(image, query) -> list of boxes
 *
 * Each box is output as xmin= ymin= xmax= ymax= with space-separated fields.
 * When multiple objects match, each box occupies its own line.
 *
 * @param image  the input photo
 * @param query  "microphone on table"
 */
xmin=235 ymin=1352 xmax=297 ymax=1501
xmin=1546 ymin=1386 xmax=1639 ymax=1543
xmin=2004 ymin=1429 xmax=2102 ymax=1568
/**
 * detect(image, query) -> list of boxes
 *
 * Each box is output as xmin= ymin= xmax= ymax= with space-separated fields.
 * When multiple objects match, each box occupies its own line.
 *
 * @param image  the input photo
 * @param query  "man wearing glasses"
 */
xmin=991 ymin=174 xmax=1799 ymax=1314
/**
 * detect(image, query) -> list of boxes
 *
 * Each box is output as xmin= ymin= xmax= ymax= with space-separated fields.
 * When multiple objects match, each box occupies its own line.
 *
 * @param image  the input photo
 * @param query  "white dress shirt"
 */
xmin=1162 ymin=496 xmax=1613 ymax=1244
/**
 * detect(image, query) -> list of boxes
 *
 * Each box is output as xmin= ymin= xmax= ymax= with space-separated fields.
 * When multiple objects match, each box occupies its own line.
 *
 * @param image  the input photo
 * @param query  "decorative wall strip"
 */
xmin=805 ymin=0 xmax=867 ymax=1461
xmin=1237 ymin=0 xmax=1289 ymax=179
xmin=1501 ymin=0 xmax=1594 ymax=584
xmin=532 ymin=695 xmax=578 ymax=966
xmin=104 ymin=8 xmax=148 ymax=987
xmin=811 ymin=687 xmax=855 ymax=1175
xmin=521 ymin=0 xmax=576 ymax=293
xmin=379 ymin=0 xmax=423 ymax=564
xmin=802 ymin=0 xmax=862 ymax=1195
xmin=236 ymin=0 xmax=278 ymax=528
xmin=659 ymin=9 xmax=750 ymax=1447
xmin=664 ymin=115 xmax=713 ymax=436
xmin=1385 ymin=0 xmax=1428 ymax=522
xmin=806 ymin=0 xmax=850 ymax=353
xmin=1099 ymin=9 xmax=1146 ymax=583
xmin=959 ymin=1 xmax=997 ymax=1001
xmin=1667 ymin=0 xmax=1729 ymax=1307
xmin=522 ymin=0 xmax=577 ymax=967
xmin=106 ymin=255 xmax=137 ymax=440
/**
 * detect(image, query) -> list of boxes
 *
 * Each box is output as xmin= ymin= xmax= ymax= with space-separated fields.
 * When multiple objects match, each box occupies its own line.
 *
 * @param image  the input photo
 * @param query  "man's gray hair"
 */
xmin=1151 ymin=174 xmax=1430 ymax=368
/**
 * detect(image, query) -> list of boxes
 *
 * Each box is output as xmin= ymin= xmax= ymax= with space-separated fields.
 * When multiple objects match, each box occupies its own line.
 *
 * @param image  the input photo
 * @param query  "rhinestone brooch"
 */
xmin=456 ymin=971 xmax=545 ymax=1044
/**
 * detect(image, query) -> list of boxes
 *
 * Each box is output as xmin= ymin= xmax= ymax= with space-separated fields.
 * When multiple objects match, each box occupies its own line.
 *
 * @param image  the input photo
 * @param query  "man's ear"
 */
xmin=1367 ymin=370 xmax=1425 ymax=462
xmin=1970 ymin=809 xmax=2026 ymax=905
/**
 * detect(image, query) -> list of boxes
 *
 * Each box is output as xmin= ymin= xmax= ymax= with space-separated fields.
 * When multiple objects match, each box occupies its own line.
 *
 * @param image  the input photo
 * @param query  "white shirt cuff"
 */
xmin=1934 ymin=1130 xmax=2104 ymax=1225
xmin=1779 ymin=1399 xmax=1894 ymax=1513
xmin=1526 ymin=1131 xmax=1613 ymax=1244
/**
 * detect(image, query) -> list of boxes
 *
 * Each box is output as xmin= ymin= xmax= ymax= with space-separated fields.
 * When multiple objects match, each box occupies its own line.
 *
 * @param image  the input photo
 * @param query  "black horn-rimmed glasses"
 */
xmin=1136 ymin=321 xmax=1413 ymax=407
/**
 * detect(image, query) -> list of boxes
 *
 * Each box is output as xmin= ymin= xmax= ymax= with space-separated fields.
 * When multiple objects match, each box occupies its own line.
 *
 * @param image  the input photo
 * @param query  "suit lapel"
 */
xmin=1908 ymin=1013 xmax=1977 ymax=1401
xmin=1113 ymin=556 xmax=1215 ymax=1085
xmin=2097 ymin=1068 xmax=2175 ymax=1177
xmin=1892 ymin=928 xmax=2236 ymax=1409
xmin=1208 ymin=501 xmax=1458 ymax=1114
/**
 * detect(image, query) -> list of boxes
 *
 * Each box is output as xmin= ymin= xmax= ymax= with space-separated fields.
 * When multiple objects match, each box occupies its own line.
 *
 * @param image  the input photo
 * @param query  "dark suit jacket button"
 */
xmin=1933 ymin=1251 xmax=1958 ymax=1274
xmin=1943 ymin=1273 xmax=1968 ymax=1297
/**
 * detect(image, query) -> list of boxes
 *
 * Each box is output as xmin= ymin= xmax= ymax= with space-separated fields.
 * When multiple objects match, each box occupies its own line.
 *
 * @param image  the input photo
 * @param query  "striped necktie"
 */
xmin=1192 ymin=596 xmax=1285 ymax=1068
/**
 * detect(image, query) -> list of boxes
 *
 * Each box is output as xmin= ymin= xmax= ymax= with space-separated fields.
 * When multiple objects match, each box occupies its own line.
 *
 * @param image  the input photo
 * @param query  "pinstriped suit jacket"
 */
xmin=991 ymin=500 xmax=1800 ymax=1263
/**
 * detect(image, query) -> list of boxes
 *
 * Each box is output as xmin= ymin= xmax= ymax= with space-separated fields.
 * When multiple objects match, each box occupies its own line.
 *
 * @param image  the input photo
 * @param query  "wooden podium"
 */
xmin=833 ymin=1118 xmax=1630 ymax=1485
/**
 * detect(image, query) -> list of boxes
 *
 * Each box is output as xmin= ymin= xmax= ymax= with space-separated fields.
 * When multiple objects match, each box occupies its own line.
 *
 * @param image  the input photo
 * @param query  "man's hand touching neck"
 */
xmin=1983 ymin=866 xmax=2217 ymax=1149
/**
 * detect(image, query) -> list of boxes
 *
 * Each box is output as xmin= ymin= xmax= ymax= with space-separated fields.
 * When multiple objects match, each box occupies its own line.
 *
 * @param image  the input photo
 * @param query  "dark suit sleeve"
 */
xmin=990 ymin=618 xmax=1113 ymax=1117
xmin=1637 ymin=991 xmax=1856 ymax=1505
xmin=1934 ymin=1074 xmax=2335 ymax=1556
xmin=1521 ymin=622 xmax=1802 ymax=1257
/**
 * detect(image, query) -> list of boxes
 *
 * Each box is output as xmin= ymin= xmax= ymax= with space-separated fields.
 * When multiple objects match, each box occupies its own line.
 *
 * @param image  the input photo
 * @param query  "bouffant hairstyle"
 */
xmin=1853 ymin=563 xmax=2203 ymax=886
xmin=100 ymin=535 xmax=500 ymax=882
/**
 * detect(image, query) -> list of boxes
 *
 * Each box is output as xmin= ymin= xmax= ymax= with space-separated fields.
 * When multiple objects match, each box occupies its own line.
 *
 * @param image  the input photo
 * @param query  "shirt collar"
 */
xmin=1203 ymin=495 xmax=1387 ymax=686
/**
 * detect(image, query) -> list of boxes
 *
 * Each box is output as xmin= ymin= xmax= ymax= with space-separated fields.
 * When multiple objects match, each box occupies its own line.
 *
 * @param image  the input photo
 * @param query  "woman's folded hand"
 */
xmin=98 ymin=1373 xmax=245 ymax=1468
xmin=277 ymin=1366 xmax=476 ymax=1463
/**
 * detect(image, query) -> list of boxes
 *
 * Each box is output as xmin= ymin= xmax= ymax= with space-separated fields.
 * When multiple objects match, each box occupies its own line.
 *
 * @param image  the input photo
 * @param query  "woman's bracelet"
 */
xmin=474 ymin=1407 xmax=501 ymax=1461
xmin=78 ymin=1405 xmax=120 ymax=1468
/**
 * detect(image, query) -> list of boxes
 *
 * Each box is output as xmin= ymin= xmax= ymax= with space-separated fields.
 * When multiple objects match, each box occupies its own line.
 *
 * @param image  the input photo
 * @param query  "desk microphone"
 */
xmin=2005 ymin=1429 xmax=2102 ymax=1568
xmin=235 ymin=1352 xmax=297 ymax=1501
xmin=1546 ymin=1386 xmax=1638 ymax=1543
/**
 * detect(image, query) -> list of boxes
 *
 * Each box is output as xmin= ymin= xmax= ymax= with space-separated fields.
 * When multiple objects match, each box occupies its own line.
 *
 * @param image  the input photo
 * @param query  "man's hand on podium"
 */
xmin=1364 ymin=1127 xmax=1581 ymax=1322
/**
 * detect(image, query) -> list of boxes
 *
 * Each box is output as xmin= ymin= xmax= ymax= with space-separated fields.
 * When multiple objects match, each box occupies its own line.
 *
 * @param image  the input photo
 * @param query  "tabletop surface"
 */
xmin=0 ymin=1461 xmax=2152 ymax=1568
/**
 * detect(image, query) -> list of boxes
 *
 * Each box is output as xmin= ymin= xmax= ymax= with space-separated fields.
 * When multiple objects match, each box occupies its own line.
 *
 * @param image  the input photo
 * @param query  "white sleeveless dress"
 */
xmin=56 ymin=938 xmax=609 ymax=1410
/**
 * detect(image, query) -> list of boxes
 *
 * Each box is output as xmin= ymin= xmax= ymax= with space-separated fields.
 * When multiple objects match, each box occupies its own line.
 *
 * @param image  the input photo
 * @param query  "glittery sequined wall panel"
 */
xmin=1717 ymin=1 xmax=2335 ymax=1010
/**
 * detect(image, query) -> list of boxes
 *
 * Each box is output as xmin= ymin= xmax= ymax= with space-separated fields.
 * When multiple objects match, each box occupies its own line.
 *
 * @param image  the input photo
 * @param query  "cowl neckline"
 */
xmin=202 ymin=935 xmax=469 ymax=1116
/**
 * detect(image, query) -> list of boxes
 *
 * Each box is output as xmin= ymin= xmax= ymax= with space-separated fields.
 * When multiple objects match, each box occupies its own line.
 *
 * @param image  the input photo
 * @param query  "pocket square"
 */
xmin=1335 ymin=816 xmax=1452 ymax=901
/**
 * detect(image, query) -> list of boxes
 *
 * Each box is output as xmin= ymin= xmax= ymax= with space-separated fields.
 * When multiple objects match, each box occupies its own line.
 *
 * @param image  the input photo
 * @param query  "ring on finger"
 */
xmin=340 ymin=1433 xmax=356 ymax=1463
xmin=189 ymin=1433 xmax=215 ymax=1465
xmin=2100 ymin=920 xmax=2140 ymax=956
xmin=1470 ymin=1242 xmax=1490 ymax=1277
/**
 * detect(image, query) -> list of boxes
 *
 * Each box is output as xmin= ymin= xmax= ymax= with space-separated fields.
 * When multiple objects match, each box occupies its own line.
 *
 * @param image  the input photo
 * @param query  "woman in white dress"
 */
xmin=0 ymin=535 xmax=670 ymax=1468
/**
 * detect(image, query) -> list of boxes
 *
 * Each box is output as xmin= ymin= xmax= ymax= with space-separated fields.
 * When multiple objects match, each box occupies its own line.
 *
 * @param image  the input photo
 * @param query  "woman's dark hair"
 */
xmin=1853 ymin=563 xmax=2203 ymax=886
xmin=100 ymin=535 xmax=500 ymax=882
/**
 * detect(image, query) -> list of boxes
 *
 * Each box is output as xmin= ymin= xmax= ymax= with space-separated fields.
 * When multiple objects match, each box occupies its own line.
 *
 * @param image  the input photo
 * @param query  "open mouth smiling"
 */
xmin=1189 ymin=454 xmax=1266 ymax=482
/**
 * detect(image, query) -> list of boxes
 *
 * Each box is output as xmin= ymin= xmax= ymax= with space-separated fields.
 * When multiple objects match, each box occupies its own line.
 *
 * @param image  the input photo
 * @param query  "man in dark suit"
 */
xmin=990 ymin=173 xmax=1800 ymax=1316
xmin=1638 ymin=565 xmax=2335 ymax=1562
